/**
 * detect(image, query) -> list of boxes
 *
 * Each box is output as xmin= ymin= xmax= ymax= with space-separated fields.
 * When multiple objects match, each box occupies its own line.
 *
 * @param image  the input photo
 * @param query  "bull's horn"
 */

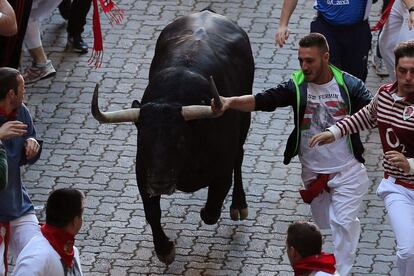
xmin=209 ymin=76 xmax=222 ymax=110
xmin=181 ymin=105 xmax=218 ymax=121
xmin=91 ymin=83 xmax=140 ymax=123
xmin=181 ymin=76 xmax=223 ymax=121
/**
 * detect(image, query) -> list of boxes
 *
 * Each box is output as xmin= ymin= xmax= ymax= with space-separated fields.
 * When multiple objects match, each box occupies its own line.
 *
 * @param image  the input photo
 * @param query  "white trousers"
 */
xmin=0 ymin=213 xmax=40 ymax=276
xmin=24 ymin=0 xmax=61 ymax=49
xmin=379 ymin=0 xmax=414 ymax=80
xmin=302 ymin=160 xmax=369 ymax=276
xmin=0 ymin=224 xmax=6 ymax=276
xmin=377 ymin=177 xmax=414 ymax=276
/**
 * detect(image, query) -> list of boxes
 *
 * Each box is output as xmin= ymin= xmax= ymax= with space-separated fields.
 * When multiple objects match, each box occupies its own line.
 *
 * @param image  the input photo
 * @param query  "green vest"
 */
xmin=288 ymin=65 xmax=352 ymax=161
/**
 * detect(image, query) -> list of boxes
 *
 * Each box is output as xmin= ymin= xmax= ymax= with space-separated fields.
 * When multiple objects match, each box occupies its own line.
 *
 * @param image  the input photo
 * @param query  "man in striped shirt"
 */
xmin=310 ymin=40 xmax=414 ymax=276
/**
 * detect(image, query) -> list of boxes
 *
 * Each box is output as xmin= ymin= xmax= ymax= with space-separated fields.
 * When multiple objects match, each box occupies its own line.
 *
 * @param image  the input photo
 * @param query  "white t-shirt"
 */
xmin=13 ymin=234 xmax=83 ymax=276
xmin=299 ymin=78 xmax=354 ymax=173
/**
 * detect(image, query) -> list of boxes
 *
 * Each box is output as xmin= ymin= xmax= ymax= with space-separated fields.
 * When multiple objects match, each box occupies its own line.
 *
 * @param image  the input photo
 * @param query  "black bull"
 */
xmin=91 ymin=10 xmax=254 ymax=264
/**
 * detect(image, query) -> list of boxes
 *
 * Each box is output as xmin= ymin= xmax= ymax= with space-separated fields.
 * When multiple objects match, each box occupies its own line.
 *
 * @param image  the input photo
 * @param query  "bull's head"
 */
xmin=91 ymin=79 xmax=221 ymax=196
xmin=91 ymin=78 xmax=221 ymax=123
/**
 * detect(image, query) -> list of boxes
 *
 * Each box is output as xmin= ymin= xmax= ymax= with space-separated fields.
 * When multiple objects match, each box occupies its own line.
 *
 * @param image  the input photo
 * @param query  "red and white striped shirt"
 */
xmin=329 ymin=83 xmax=414 ymax=184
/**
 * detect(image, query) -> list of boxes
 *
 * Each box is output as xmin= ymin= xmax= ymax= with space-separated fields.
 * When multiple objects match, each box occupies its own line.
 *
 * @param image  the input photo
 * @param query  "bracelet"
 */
xmin=409 ymin=6 xmax=414 ymax=12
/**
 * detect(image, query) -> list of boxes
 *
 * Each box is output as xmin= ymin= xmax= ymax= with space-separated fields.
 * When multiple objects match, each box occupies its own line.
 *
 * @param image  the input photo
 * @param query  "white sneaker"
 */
xmin=372 ymin=55 xmax=389 ymax=77
xmin=23 ymin=60 xmax=56 ymax=84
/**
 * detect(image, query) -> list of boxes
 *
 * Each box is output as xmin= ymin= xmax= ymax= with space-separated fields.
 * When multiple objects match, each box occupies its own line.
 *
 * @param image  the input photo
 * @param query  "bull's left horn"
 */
xmin=209 ymin=76 xmax=222 ymax=110
xmin=181 ymin=105 xmax=218 ymax=121
xmin=91 ymin=83 xmax=140 ymax=123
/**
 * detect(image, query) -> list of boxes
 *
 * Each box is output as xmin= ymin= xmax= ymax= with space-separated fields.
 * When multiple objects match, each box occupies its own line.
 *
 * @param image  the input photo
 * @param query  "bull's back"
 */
xmin=149 ymin=11 xmax=254 ymax=98
xmin=156 ymin=11 xmax=250 ymax=59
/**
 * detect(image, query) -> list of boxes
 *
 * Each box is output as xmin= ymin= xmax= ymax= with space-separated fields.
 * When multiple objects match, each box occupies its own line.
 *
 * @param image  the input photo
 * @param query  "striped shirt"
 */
xmin=329 ymin=83 xmax=414 ymax=184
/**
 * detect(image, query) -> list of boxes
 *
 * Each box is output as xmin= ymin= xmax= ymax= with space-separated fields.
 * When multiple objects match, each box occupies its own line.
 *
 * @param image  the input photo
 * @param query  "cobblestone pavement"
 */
xmin=20 ymin=0 xmax=397 ymax=275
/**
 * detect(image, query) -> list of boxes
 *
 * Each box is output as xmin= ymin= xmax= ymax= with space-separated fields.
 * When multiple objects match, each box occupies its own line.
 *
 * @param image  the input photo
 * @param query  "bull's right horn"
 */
xmin=181 ymin=105 xmax=219 ymax=121
xmin=91 ymin=83 xmax=140 ymax=123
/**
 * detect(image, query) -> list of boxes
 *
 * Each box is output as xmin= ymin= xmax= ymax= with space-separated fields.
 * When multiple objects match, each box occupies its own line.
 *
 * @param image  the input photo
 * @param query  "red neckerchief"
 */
xmin=90 ymin=0 xmax=124 ymax=68
xmin=371 ymin=0 xmax=395 ymax=31
xmin=0 ymin=222 xmax=10 ymax=275
xmin=40 ymin=224 xmax=75 ymax=268
xmin=293 ymin=253 xmax=336 ymax=276
xmin=0 ymin=107 xmax=17 ymax=121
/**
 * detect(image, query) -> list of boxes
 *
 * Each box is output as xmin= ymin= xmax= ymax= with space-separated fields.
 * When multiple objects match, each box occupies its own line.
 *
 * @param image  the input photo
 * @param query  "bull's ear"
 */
xmin=131 ymin=100 xmax=141 ymax=108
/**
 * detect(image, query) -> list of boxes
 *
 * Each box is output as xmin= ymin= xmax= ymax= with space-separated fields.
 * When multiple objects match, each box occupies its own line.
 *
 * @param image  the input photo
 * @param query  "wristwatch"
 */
xmin=409 ymin=6 xmax=414 ymax=13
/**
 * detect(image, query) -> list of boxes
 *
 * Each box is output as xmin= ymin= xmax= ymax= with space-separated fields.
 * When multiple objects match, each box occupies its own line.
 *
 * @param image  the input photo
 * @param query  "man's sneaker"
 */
xmin=372 ymin=55 xmax=389 ymax=77
xmin=66 ymin=35 xmax=88 ymax=53
xmin=23 ymin=60 xmax=56 ymax=84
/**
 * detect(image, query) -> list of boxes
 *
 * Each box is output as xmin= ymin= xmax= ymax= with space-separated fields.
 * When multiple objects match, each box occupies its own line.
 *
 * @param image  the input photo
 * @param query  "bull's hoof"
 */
xmin=200 ymin=207 xmax=220 ymax=225
xmin=156 ymin=245 xmax=176 ymax=265
xmin=230 ymin=207 xmax=248 ymax=221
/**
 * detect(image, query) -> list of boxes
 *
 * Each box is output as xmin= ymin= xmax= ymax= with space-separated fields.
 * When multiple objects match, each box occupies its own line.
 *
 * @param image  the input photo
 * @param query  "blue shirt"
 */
xmin=315 ymin=0 xmax=369 ymax=25
xmin=0 ymin=104 xmax=42 ymax=221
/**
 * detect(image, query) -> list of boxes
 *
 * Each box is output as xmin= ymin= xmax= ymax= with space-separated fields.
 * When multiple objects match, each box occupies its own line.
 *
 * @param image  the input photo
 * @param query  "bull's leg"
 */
xmin=200 ymin=175 xmax=232 ymax=225
xmin=230 ymin=113 xmax=249 ymax=220
xmin=137 ymin=184 xmax=175 ymax=264
xmin=230 ymin=147 xmax=248 ymax=221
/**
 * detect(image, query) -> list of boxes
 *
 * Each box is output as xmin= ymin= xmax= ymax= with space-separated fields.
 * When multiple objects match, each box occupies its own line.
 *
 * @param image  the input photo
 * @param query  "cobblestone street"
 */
xmin=21 ymin=0 xmax=396 ymax=275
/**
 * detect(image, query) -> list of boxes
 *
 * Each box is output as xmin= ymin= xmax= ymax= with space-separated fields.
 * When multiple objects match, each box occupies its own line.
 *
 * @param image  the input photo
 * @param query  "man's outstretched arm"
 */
xmin=211 ymin=95 xmax=256 ymax=116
